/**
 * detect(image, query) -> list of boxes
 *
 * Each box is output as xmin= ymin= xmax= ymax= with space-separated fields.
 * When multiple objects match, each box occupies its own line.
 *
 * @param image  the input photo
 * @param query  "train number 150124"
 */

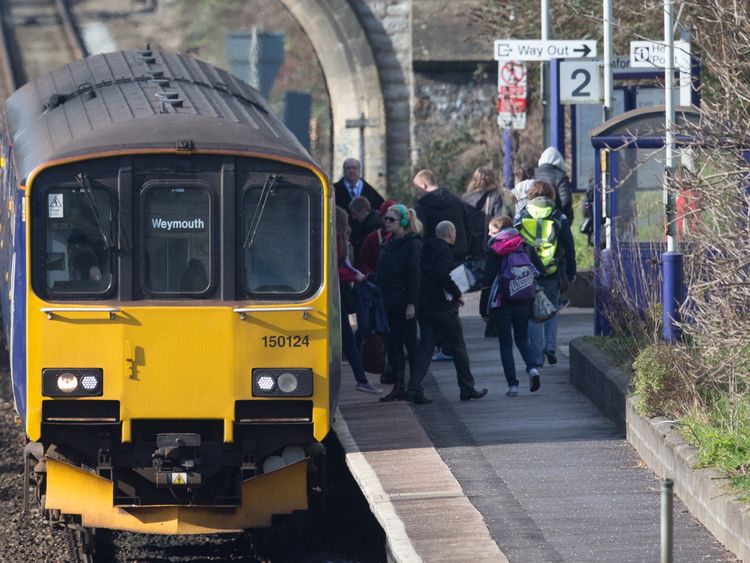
xmin=261 ymin=335 xmax=310 ymax=348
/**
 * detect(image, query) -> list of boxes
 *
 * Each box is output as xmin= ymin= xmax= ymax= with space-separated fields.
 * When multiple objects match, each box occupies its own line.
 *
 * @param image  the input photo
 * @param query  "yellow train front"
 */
xmin=0 ymin=49 xmax=340 ymax=534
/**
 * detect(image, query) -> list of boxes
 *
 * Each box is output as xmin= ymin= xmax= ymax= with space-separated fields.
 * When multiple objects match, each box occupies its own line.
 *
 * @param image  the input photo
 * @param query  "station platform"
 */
xmin=335 ymin=295 xmax=733 ymax=562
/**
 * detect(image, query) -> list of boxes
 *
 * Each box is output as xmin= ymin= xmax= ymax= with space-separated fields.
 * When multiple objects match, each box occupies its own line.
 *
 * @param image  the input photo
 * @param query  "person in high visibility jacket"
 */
xmin=515 ymin=181 xmax=576 ymax=377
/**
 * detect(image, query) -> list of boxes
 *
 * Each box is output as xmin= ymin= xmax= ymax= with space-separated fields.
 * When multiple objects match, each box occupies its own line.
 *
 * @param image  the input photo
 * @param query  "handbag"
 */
xmin=362 ymin=332 xmax=386 ymax=374
xmin=531 ymin=287 xmax=558 ymax=323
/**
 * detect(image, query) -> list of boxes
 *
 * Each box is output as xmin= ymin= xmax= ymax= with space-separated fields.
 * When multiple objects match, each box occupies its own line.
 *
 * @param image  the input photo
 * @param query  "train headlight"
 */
xmin=252 ymin=369 xmax=312 ymax=397
xmin=57 ymin=373 xmax=78 ymax=393
xmin=277 ymin=372 xmax=299 ymax=393
xmin=42 ymin=368 xmax=103 ymax=397
xmin=256 ymin=375 xmax=276 ymax=392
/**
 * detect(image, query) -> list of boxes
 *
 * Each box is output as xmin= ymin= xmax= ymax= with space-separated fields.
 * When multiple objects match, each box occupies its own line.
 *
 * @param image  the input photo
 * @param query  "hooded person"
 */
xmin=534 ymin=147 xmax=574 ymax=221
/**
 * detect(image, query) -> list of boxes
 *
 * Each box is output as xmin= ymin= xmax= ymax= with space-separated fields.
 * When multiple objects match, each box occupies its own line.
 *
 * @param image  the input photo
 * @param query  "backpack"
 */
xmin=489 ymin=248 xmax=538 ymax=309
xmin=518 ymin=215 xmax=560 ymax=276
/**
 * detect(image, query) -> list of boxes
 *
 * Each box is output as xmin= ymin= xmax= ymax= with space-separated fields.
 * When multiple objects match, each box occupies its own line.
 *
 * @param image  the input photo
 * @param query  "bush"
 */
xmin=632 ymin=344 xmax=694 ymax=417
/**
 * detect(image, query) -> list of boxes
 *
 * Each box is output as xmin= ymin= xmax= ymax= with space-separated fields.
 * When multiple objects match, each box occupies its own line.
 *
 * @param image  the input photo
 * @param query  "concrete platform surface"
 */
xmin=336 ymin=296 xmax=734 ymax=562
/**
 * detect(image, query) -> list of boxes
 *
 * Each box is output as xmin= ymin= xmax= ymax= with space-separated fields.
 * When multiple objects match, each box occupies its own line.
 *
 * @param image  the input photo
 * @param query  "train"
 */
xmin=0 ymin=49 xmax=340 ymax=537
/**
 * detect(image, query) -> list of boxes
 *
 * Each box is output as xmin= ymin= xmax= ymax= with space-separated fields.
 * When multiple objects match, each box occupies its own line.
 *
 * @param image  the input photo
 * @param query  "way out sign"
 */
xmin=497 ymin=61 xmax=527 ymax=130
xmin=560 ymin=60 xmax=603 ymax=104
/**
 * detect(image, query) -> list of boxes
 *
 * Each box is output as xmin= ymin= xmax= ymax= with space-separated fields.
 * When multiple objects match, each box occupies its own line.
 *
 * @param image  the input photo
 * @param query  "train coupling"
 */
xmin=152 ymin=433 xmax=203 ymax=488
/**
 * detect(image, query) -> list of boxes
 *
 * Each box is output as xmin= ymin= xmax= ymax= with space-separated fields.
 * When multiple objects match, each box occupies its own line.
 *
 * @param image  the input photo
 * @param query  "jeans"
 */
xmin=384 ymin=305 xmax=418 ymax=381
xmin=490 ymin=302 xmax=538 ymax=387
xmin=410 ymin=309 xmax=476 ymax=395
xmin=341 ymin=313 xmax=367 ymax=384
xmin=528 ymin=278 xmax=560 ymax=366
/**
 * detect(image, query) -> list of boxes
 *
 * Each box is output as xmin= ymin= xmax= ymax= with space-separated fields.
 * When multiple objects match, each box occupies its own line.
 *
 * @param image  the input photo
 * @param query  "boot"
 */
xmin=379 ymin=368 xmax=405 ymax=402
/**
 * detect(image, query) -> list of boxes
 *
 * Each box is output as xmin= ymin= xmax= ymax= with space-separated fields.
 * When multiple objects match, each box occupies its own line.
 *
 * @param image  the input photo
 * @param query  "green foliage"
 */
xmin=632 ymin=344 xmax=693 ymax=417
xmin=583 ymin=335 xmax=637 ymax=371
xmin=681 ymin=397 xmax=750 ymax=498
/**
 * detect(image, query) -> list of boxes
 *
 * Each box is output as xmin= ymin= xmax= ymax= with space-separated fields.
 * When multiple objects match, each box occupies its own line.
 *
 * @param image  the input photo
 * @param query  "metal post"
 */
xmin=664 ymin=0 xmax=676 ymax=251
xmin=661 ymin=479 xmax=674 ymax=563
xmin=345 ymin=114 xmax=378 ymax=179
xmin=603 ymin=0 xmax=613 ymax=121
xmin=541 ymin=0 xmax=550 ymax=147
xmin=503 ymin=129 xmax=514 ymax=189
xmin=550 ymin=59 xmax=563 ymax=154
xmin=662 ymin=0 xmax=682 ymax=342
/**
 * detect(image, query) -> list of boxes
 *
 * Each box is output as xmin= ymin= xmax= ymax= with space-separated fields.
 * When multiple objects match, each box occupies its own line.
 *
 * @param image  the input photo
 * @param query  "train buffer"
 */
xmin=336 ymin=294 xmax=731 ymax=562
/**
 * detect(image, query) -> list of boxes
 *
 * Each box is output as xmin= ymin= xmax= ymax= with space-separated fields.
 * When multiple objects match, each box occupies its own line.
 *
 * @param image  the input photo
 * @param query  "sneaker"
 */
xmin=432 ymin=349 xmax=453 ymax=361
xmin=356 ymin=382 xmax=381 ymax=394
xmin=545 ymin=351 xmax=558 ymax=365
xmin=506 ymin=386 xmax=519 ymax=397
xmin=528 ymin=369 xmax=541 ymax=392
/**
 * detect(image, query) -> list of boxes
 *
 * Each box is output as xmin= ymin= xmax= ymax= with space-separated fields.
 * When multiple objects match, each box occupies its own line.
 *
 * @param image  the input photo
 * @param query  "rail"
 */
xmin=233 ymin=306 xmax=315 ymax=320
xmin=0 ymin=0 xmax=88 ymax=96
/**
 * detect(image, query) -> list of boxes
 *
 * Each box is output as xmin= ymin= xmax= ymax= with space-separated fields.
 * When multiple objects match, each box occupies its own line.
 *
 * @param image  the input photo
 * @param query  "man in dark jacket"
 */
xmin=406 ymin=221 xmax=488 ymax=404
xmin=334 ymin=158 xmax=384 ymax=216
xmin=534 ymin=146 xmax=574 ymax=221
xmin=413 ymin=169 xmax=473 ymax=266
xmin=348 ymin=196 xmax=382 ymax=259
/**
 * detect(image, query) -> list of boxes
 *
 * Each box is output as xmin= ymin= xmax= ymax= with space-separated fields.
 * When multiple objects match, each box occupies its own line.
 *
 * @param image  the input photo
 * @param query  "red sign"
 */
xmin=497 ymin=61 xmax=527 ymax=129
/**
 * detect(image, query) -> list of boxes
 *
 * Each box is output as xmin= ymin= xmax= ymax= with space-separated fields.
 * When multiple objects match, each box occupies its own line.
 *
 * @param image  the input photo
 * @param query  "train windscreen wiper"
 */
xmin=74 ymin=173 xmax=115 ymax=249
xmin=243 ymin=173 xmax=281 ymax=249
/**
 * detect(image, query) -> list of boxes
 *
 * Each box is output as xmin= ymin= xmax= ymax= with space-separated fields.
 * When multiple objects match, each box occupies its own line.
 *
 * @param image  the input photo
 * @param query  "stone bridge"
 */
xmin=281 ymin=0 xmax=491 ymax=192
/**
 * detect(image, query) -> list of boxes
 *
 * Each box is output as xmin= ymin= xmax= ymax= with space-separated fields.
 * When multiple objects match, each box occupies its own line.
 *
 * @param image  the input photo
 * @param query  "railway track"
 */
xmin=0 ymin=0 xmax=87 ymax=99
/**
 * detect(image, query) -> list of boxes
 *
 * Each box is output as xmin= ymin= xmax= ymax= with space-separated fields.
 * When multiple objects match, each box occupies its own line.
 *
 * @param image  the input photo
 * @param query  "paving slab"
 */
xmin=337 ymin=297 xmax=734 ymax=562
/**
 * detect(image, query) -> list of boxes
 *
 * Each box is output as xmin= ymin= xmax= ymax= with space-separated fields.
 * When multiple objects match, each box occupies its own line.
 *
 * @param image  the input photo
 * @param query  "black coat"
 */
xmin=333 ymin=178 xmax=385 ymax=216
xmin=418 ymin=238 xmax=461 ymax=312
xmin=462 ymin=190 xmax=515 ymax=259
xmin=534 ymin=164 xmax=574 ymax=221
xmin=415 ymin=189 xmax=472 ymax=265
xmin=375 ymin=233 xmax=422 ymax=309
xmin=350 ymin=210 xmax=382 ymax=258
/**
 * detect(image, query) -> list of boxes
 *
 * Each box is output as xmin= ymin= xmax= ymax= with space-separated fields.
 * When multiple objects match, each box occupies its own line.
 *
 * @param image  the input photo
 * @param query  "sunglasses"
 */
xmin=383 ymin=216 xmax=397 ymax=223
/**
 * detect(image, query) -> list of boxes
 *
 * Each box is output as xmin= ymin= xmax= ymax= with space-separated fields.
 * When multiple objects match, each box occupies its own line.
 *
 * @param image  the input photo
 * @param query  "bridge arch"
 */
xmin=280 ymin=0 xmax=388 ymax=192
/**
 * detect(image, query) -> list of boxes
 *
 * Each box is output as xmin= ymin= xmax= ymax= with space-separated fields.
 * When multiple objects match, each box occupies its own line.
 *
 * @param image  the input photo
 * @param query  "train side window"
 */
xmin=42 ymin=187 xmax=115 ymax=296
xmin=141 ymin=184 xmax=213 ymax=297
xmin=241 ymin=180 xmax=313 ymax=296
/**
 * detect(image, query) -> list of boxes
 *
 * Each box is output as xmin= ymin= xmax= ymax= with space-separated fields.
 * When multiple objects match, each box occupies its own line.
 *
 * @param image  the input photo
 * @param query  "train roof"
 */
xmin=3 ymin=49 xmax=316 ymax=183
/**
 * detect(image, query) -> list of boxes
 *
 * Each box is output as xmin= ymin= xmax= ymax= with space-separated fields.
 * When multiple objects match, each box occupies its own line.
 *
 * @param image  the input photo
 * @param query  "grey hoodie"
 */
xmin=534 ymin=146 xmax=574 ymax=221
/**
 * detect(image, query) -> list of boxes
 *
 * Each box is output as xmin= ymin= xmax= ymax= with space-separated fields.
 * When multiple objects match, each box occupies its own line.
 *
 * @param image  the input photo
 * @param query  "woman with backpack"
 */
xmin=480 ymin=216 xmax=544 ymax=396
xmin=515 ymin=181 xmax=577 ymax=369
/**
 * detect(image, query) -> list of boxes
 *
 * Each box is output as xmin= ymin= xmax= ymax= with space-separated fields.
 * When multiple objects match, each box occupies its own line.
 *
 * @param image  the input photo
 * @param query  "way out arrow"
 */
xmin=574 ymin=44 xmax=592 ymax=57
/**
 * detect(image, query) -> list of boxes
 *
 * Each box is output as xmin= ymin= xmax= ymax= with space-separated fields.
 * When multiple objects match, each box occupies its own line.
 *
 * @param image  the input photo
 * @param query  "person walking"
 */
xmin=480 ymin=216 xmax=543 ymax=396
xmin=348 ymin=196 xmax=383 ymax=259
xmin=413 ymin=169 xmax=472 ymax=266
xmin=374 ymin=204 xmax=422 ymax=402
xmin=408 ymin=221 xmax=488 ymax=404
xmin=515 ymin=181 xmax=577 ymax=369
xmin=534 ymin=147 xmax=574 ymax=221
xmin=336 ymin=206 xmax=380 ymax=394
xmin=334 ymin=158 xmax=384 ymax=217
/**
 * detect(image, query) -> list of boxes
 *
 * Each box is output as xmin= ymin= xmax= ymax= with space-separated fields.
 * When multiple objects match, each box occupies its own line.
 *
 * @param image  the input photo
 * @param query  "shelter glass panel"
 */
xmin=615 ymin=148 xmax=664 ymax=243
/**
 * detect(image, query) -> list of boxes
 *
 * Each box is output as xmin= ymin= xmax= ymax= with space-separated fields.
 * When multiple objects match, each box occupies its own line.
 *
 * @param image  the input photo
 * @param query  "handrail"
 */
xmin=41 ymin=306 xmax=120 ymax=320
xmin=233 ymin=306 xmax=315 ymax=320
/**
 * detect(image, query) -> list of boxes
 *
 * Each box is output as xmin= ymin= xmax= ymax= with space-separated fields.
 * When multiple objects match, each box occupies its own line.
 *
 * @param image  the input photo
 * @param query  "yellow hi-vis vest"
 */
xmin=518 ymin=203 xmax=559 ymax=275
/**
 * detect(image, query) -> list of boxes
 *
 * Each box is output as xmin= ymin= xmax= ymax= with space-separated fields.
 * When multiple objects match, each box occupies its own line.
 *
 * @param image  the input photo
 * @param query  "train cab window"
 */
xmin=41 ymin=187 xmax=115 ymax=296
xmin=142 ymin=184 xmax=212 ymax=297
xmin=241 ymin=176 xmax=316 ymax=297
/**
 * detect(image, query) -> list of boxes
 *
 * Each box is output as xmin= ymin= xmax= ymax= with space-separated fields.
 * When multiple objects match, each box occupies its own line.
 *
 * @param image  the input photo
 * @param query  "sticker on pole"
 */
xmin=170 ymin=472 xmax=187 ymax=486
xmin=497 ymin=61 xmax=527 ymax=130
xmin=48 ymin=194 xmax=63 ymax=218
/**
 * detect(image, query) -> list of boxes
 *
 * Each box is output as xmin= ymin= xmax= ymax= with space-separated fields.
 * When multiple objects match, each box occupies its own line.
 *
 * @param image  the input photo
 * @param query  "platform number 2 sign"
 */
xmin=560 ymin=60 xmax=603 ymax=104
